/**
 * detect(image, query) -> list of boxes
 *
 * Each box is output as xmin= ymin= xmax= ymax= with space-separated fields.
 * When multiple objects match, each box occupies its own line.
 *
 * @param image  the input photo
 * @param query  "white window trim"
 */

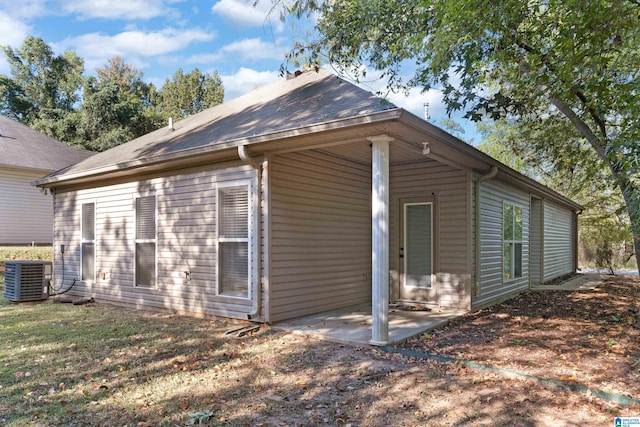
xmin=80 ymin=201 xmax=96 ymax=283
xmin=503 ymin=201 xmax=523 ymax=282
xmin=215 ymin=178 xmax=255 ymax=300
xmin=133 ymin=193 xmax=157 ymax=289
xmin=403 ymin=202 xmax=434 ymax=289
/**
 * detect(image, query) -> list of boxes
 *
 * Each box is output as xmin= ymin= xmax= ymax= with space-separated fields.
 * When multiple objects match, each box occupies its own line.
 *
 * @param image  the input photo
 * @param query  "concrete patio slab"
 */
xmin=273 ymin=304 xmax=467 ymax=346
xmin=530 ymin=273 xmax=606 ymax=291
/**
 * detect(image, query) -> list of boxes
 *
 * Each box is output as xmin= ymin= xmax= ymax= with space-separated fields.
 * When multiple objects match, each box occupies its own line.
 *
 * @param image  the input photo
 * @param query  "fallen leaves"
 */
xmin=404 ymin=277 xmax=640 ymax=400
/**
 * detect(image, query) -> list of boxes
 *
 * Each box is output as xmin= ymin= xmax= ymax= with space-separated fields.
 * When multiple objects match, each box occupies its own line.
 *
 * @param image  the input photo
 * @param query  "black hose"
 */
xmin=49 ymin=248 xmax=77 ymax=296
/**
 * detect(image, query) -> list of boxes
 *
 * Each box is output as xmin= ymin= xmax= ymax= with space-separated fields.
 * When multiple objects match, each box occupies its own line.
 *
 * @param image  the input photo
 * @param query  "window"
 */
xmin=217 ymin=183 xmax=250 ymax=298
xmin=135 ymin=196 xmax=156 ymax=287
xmin=81 ymin=203 xmax=95 ymax=282
xmin=503 ymin=202 xmax=523 ymax=280
xmin=404 ymin=202 xmax=433 ymax=289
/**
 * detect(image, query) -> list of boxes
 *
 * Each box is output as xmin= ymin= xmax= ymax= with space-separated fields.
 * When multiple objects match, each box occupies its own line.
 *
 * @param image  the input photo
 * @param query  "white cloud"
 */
xmin=0 ymin=0 xmax=48 ymax=19
xmin=0 ymin=0 xmax=174 ymax=20
xmin=55 ymin=28 xmax=215 ymax=72
xmin=212 ymin=0 xmax=284 ymax=32
xmin=188 ymin=37 xmax=286 ymax=64
xmin=220 ymin=38 xmax=286 ymax=61
xmin=387 ymin=87 xmax=445 ymax=121
xmin=57 ymin=0 xmax=170 ymax=20
xmin=0 ymin=12 xmax=31 ymax=74
xmin=220 ymin=67 xmax=279 ymax=101
xmin=0 ymin=12 xmax=31 ymax=48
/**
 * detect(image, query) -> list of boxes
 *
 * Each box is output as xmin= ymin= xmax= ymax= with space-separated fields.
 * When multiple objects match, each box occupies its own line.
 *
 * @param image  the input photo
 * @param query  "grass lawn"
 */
xmin=0 ymin=247 xmax=53 ymax=264
xmin=1 ymin=274 xmax=639 ymax=426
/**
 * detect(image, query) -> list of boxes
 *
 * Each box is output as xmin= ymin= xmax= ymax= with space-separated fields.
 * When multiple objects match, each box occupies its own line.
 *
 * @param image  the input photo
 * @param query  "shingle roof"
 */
xmin=0 ymin=115 xmax=94 ymax=171
xmin=44 ymin=69 xmax=397 ymax=179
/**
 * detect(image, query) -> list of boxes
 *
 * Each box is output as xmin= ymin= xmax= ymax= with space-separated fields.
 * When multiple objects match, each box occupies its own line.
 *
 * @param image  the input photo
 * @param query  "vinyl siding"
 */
xmin=529 ymin=198 xmax=543 ymax=285
xmin=471 ymin=179 xmax=477 ymax=294
xmin=269 ymin=151 xmax=371 ymax=322
xmin=474 ymin=179 xmax=530 ymax=309
xmin=543 ymin=200 xmax=574 ymax=281
xmin=0 ymin=167 xmax=53 ymax=244
xmin=390 ymin=160 xmax=471 ymax=309
xmin=52 ymin=164 xmax=262 ymax=320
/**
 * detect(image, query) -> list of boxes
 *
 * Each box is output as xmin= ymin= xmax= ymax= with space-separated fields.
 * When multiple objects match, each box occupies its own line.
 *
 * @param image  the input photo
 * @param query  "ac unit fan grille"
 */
xmin=4 ymin=264 xmax=17 ymax=300
xmin=3 ymin=261 xmax=50 ymax=302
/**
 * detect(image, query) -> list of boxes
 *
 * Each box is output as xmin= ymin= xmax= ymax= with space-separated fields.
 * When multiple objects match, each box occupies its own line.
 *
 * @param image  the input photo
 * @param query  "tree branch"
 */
xmin=573 ymin=89 xmax=607 ymax=139
xmin=547 ymin=95 xmax=608 ymax=160
xmin=511 ymin=36 xmax=609 ymax=141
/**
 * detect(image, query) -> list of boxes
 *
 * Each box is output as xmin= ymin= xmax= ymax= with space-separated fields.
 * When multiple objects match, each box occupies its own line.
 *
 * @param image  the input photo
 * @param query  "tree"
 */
xmin=284 ymin=0 xmax=640 ymax=277
xmin=477 ymin=119 xmax=635 ymax=271
xmin=79 ymin=56 xmax=162 ymax=151
xmin=0 ymin=36 xmax=84 ymax=141
xmin=157 ymin=68 xmax=224 ymax=120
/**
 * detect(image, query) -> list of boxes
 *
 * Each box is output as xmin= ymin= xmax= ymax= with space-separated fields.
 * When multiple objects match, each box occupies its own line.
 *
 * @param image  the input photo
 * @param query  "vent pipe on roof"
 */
xmin=168 ymin=117 xmax=174 ymax=131
xmin=286 ymin=70 xmax=303 ymax=80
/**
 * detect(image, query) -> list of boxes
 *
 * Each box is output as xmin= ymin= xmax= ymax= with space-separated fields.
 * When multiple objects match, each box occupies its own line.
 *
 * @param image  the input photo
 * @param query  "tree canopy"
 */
xmin=0 ymin=37 xmax=225 ymax=152
xmin=157 ymin=68 xmax=224 ymax=121
xmin=1 ymin=35 xmax=84 ymax=139
xmin=285 ymin=0 xmax=640 ymax=274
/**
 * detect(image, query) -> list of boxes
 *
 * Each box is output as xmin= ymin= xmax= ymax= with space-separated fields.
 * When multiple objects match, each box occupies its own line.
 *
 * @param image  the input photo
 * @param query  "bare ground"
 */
xmin=401 ymin=275 xmax=640 ymax=402
xmin=2 ymin=275 xmax=639 ymax=426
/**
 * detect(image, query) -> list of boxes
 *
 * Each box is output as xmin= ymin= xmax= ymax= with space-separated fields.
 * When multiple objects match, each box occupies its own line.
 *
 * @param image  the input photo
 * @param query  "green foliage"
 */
xmin=0 ymin=36 xmax=85 ymax=143
xmin=79 ymin=57 xmax=163 ymax=151
xmin=477 ymin=118 xmax=635 ymax=269
xmin=1 ymin=38 xmax=225 ymax=152
xmin=185 ymin=411 xmax=216 ymax=425
xmin=286 ymin=0 xmax=640 ymax=273
xmin=157 ymin=68 xmax=224 ymax=120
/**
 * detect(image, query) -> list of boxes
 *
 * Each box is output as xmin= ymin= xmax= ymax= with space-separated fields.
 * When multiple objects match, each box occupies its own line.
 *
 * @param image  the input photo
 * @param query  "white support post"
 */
xmin=368 ymin=134 xmax=393 ymax=346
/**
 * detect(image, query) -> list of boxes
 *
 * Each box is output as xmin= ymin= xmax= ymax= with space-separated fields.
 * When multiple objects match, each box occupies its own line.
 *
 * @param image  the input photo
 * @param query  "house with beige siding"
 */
xmin=0 ymin=115 xmax=93 ymax=245
xmin=34 ymin=70 xmax=581 ymax=344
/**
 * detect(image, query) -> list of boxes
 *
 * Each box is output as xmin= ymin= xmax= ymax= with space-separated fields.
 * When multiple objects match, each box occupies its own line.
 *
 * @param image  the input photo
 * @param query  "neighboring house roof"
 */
xmin=0 ymin=115 xmax=94 ymax=172
xmin=33 ymin=69 xmax=582 ymax=211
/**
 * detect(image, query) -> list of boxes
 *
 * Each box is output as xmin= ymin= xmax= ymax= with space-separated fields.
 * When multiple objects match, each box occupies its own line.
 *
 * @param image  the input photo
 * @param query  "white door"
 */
xmin=400 ymin=201 xmax=436 ymax=302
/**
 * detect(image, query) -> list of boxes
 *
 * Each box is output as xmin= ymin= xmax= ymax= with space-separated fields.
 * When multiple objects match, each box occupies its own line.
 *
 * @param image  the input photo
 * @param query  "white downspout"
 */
xmin=238 ymin=145 xmax=262 ymax=319
xmin=474 ymin=166 xmax=498 ymax=299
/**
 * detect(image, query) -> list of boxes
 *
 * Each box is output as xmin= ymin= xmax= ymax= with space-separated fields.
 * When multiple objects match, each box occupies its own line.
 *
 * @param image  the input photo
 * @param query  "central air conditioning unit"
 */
xmin=3 ymin=260 xmax=52 ymax=302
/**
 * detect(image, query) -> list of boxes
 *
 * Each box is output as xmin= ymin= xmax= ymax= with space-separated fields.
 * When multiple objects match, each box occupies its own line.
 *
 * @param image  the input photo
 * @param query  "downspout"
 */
xmin=238 ymin=145 xmax=262 ymax=320
xmin=474 ymin=166 xmax=498 ymax=300
xmin=574 ymin=209 xmax=583 ymax=273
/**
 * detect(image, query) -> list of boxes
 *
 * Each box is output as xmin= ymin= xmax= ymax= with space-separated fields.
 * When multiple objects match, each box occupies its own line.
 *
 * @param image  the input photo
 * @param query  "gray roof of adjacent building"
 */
xmin=0 ymin=115 xmax=94 ymax=172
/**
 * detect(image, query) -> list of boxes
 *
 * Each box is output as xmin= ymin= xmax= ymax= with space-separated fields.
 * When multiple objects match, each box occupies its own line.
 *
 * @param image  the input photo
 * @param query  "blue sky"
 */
xmin=0 ymin=0 xmax=479 ymax=143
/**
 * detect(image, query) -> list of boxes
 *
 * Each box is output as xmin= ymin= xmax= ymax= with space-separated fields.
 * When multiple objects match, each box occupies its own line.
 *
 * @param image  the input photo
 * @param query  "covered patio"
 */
xmin=274 ymin=304 xmax=468 ymax=346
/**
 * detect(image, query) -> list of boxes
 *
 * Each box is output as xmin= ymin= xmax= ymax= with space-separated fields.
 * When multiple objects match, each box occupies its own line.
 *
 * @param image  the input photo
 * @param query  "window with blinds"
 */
xmin=81 ymin=203 xmax=95 ymax=282
xmin=217 ymin=184 xmax=250 ymax=298
xmin=404 ymin=203 xmax=433 ymax=288
xmin=135 ymin=196 xmax=156 ymax=288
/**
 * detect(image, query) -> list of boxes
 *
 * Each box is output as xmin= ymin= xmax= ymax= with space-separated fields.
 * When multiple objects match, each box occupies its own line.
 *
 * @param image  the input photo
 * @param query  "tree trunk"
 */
xmin=617 ymin=178 xmax=640 ymax=276
xmin=617 ymin=176 xmax=640 ymax=321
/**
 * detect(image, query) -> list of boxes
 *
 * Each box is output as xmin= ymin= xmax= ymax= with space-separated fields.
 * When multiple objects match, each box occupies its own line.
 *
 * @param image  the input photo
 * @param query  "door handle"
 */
xmin=399 ymin=247 xmax=404 ymax=258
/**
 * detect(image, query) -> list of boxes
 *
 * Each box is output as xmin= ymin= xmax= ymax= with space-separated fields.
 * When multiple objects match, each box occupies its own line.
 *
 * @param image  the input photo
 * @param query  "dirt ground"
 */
xmin=2 ymin=275 xmax=640 ymax=426
xmin=401 ymin=275 xmax=640 ymax=403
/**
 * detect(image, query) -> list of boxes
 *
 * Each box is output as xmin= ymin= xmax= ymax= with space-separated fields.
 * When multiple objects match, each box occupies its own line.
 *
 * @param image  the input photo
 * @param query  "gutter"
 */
xmin=238 ymin=145 xmax=262 ymax=320
xmin=33 ymin=109 xmax=403 ymax=188
xmin=397 ymin=111 xmax=584 ymax=212
xmin=474 ymin=166 xmax=498 ymax=298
